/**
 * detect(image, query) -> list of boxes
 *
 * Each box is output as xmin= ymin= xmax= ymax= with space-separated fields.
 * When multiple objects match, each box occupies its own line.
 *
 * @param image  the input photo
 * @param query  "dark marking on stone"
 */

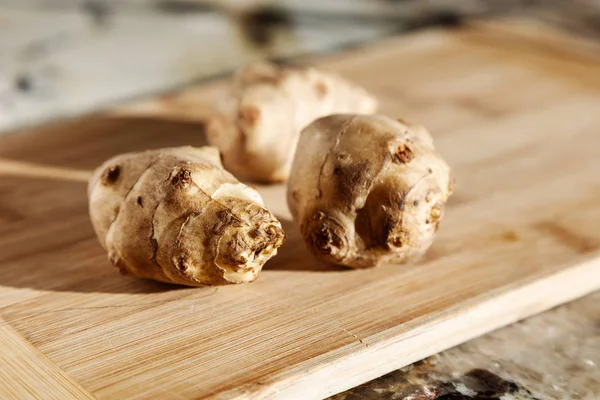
xmin=82 ymin=0 xmax=112 ymax=26
xmin=136 ymin=196 xmax=143 ymax=207
xmin=15 ymin=74 xmax=33 ymax=92
xmin=102 ymin=165 xmax=120 ymax=185
xmin=394 ymin=144 xmax=414 ymax=164
xmin=404 ymin=9 xmax=464 ymax=30
xmin=239 ymin=7 xmax=293 ymax=47
xmin=465 ymin=369 xmax=520 ymax=394
xmin=154 ymin=0 xmax=212 ymax=13
xmin=436 ymin=394 xmax=472 ymax=400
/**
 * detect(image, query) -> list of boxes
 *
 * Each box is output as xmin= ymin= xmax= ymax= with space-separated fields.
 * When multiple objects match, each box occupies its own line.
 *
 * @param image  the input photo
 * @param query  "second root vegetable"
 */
xmin=287 ymin=114 xmax=453 ymax=268
xmin=206 ymin=63 xmax=378 ymax=183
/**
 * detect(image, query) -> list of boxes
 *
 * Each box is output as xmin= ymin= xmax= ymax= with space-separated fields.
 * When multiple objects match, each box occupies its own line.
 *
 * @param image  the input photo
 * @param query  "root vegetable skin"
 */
xmin=88 ymin=146 xmax=285 ymax=286
xmin=205 ymin=63 xmax=378 ymax=183
xmin=287 ymin=115 xmax=453 ymax=268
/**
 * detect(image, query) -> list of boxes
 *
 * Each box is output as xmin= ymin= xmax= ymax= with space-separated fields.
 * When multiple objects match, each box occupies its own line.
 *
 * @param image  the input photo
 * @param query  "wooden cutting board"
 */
xmin=1 ymin=21 xmax=599 ymax=400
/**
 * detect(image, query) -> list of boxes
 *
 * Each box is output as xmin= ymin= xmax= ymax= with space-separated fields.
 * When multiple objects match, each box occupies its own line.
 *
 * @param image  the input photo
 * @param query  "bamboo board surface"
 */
xmin=1 ymin=21 xmax=600 ymax=400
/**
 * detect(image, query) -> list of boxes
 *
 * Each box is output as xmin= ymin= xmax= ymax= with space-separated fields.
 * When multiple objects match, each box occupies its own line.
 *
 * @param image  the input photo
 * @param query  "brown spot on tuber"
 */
xmin=221 ymin=236 xmax=251 ymax=267
xmin=337 ymin=152 xmax=351 ymax=162
xmin=448 ymin=173 xmax=456 ymax=194
xmin=108 ymin=252 xmax=120 ymax=267
xmin=171 ymin=168 xmax=192 ymax=188
xmin=136 ymin=196 xmax=143 ymax=207
xmin=101 ymin=165 xmax=120 ymax=185
xmin=213 ymin=210 xmax=243 ymax=235
xmin=425 ymin=190 xmax=435 ymax=203
xmin=429 ymin=203 xmax=443 ymax=224
xmin=266 ymin=224 xmax=285 ymax=243
xmin=382 ymin=214 xmax=404 ymax=247
xmin=304 ymin=211 xmax=347 ymax=260
xmin=239 ymin=105 xmax=260 ymax=126
xmin=393 ymin=144 xmax=414 ymax=164
xmin=314 ymin=81 xmax=328 ymax=98
xmin=311 ymin=224 xmax=344 ymax=256
xmin=176 ymin=255 xmax=189 ymax=272
xmin=388 ymin=230 xmax=409 ymax=248
xmin=333 ymin=160 xmax=371 ymax=204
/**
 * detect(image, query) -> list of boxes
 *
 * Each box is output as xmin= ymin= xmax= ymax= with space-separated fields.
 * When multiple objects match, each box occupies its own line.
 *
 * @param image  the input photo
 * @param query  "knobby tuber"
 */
xmin=205 ymin=63 xmax=378 ymax=183
xmin=287 ymin=115 xmax=453 ymax=268
xmin=88 ymin=146 xmax=285 ymax=286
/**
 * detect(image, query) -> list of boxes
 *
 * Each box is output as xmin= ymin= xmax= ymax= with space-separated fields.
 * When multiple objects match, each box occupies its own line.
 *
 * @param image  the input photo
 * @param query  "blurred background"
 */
xmin=1 ymin=0 xmax=600 ymax=133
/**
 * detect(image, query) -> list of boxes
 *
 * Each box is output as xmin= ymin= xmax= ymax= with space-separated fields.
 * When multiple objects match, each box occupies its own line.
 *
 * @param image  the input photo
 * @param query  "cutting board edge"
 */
xmin=222 ymin=254 xmax=600 ymax=400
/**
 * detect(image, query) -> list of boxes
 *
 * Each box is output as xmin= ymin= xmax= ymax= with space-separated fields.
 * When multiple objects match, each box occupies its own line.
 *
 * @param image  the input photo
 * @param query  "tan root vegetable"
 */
xmin=287 ymin=115 xmax=453 ymax=268
xmin=88 ymin=146 xmax=285 ymax=286
xmin=205 ymin=63 xmax=378 ymax=183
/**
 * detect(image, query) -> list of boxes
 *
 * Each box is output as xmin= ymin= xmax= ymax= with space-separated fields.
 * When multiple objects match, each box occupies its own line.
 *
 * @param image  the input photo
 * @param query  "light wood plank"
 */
xmin=0 ymin=319 xmax=94 ymax=400
xmin=0 ymin=22 xmax=599 ymax=399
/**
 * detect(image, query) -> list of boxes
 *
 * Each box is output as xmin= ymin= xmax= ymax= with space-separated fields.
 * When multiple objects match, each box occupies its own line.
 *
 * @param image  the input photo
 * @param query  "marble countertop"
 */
xmin=1 ymin=1 xmax=599 ymax=399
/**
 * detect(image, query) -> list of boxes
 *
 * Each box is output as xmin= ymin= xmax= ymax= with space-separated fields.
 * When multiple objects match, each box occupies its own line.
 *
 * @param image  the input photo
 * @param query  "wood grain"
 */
xmin=0 ymin=318 xmax=94 ymax=400
xmin=0 ymin=22 xmax=599 ymax=399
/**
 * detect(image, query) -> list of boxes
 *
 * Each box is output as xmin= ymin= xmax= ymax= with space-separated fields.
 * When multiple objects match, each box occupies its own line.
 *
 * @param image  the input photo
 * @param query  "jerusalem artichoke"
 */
xmin=88 ymin=146 xmax=285 ymax=286
xmin=205 ymin=63 xmax=378 ymax=183
xmin=287 ymin=115 xmax=453 ymax=268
